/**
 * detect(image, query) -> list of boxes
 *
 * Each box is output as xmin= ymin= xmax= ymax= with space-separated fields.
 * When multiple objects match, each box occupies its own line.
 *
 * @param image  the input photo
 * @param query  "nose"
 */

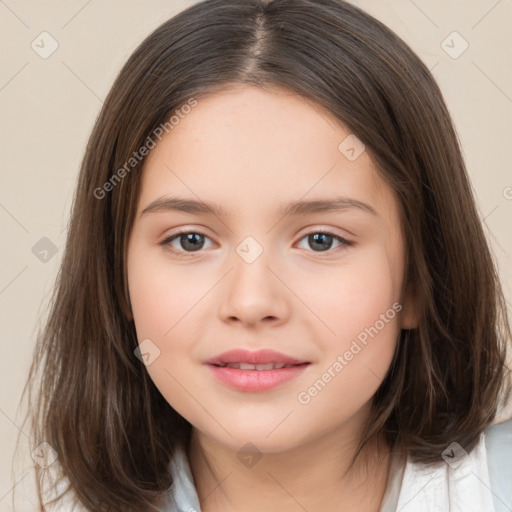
xmin=218 ymin=250 xmax=290 ymax=328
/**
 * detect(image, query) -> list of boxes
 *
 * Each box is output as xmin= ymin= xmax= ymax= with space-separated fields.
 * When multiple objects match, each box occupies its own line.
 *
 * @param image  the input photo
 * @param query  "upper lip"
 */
xmin=205 ymin=349 xmax=308 ymax=366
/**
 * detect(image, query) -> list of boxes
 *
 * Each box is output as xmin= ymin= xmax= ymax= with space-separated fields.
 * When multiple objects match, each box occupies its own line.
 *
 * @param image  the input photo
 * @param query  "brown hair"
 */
xmin=21 ymin=0 xmax=511 ymax=510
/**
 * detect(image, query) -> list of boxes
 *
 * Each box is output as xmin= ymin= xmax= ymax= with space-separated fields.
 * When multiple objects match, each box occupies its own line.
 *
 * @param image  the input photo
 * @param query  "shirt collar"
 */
xmin=162 ymin=433 xmax=495 ymax=512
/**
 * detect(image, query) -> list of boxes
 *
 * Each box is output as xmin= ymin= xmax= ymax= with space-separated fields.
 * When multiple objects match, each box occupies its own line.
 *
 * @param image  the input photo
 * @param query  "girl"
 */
xmin=23 ymin=0 xmax=512 ymax=511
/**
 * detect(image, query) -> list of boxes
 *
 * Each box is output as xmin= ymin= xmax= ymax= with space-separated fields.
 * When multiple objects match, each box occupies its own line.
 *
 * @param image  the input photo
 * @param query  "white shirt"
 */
xmin=161 ymin=418 xmax=512 ymax=512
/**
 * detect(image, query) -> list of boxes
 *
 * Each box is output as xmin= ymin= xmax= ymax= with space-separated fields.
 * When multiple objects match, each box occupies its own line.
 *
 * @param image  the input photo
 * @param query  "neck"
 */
xmin=187 ymin=420 xmax=392 ymax=512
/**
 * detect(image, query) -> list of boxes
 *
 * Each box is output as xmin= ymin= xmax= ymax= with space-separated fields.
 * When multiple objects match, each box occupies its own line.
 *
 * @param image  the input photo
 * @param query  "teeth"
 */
xmin=239 ymin=363 xmax=262 ymax=370
xmin=220 ymin=362 xmax=292 ymax=370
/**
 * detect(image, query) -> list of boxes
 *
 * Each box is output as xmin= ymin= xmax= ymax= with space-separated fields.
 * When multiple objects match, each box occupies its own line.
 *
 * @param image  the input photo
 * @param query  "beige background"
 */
xmin=1 ymin=0 xmax=511 ymax=509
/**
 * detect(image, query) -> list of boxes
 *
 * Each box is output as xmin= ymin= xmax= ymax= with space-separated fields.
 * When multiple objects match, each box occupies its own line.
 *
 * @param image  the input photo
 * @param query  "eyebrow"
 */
xmin=140 ymin=195 xmax=378 ymax=218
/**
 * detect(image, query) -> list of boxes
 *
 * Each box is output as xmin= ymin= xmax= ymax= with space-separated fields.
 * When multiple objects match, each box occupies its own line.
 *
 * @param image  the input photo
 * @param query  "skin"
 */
xmin=126 ymin=85 xmax=418 ymax=512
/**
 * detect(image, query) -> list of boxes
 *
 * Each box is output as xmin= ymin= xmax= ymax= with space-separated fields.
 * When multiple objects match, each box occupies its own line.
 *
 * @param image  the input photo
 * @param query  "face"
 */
xmin=126 ymin=85 xmax=417 ymax=454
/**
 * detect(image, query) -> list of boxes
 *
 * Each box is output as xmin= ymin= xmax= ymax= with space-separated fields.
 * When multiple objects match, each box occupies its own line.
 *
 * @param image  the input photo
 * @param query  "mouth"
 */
xmin=204 ymin=349 xmax=311 ymax=391
xmin=204 ymin=348 xmax=309 ymax=367
xmin=209 ymin=362 xmax=309 ymax=370
xmin=205 ymin=361 xmax=311 ymax=392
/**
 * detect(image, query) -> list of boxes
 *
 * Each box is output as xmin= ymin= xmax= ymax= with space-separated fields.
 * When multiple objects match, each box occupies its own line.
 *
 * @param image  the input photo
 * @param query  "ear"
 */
xmin=124 ymin=307 xmax=134 ymax=322
xmin=400 ymin=281 xmax=419 ymax=330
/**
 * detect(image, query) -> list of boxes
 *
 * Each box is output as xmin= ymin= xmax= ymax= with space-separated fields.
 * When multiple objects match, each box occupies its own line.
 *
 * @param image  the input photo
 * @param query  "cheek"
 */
xmin=295 ymin=246 xmax=400 ymax=343
xmin=295 ymin=248 xmax=401 ymax=397
xmin=127 ymin=247 xmax=210 ymax=340
xmin=127 ymin=247 xmax=211 ymax=421
xmin=295 ymin=310 xmax=399 ymax=429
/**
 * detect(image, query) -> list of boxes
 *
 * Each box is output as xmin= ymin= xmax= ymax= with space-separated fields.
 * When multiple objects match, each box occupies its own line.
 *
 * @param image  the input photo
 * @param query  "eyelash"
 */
xmin=159 ymin=228 xmax=354 ymax=258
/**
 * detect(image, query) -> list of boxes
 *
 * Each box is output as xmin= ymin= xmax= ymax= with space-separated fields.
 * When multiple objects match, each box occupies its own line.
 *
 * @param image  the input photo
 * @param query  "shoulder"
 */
xmin=387 ymin=419 xmax=511 ymax=512
xmin=485 ymin=417 xmax=512 ymax=512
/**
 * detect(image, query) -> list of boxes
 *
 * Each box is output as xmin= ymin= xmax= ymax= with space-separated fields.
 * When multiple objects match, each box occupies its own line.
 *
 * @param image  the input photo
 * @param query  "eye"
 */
xmin=160 ymin=229 xmax=214 ymax=256
xmin=296 ymin=230 xmax=353 ymax=253
xmin=160 ymin=228 xmax=353 ymax=257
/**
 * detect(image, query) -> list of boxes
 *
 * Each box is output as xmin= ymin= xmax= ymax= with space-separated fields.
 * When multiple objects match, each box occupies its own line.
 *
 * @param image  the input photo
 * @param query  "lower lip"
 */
xmin=205 ymin=363 xmax=310 ymax=392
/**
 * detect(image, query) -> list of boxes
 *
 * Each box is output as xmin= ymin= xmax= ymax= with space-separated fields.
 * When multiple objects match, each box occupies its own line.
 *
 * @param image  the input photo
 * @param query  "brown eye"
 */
xmin=160 ymin=230 xmax=214 ymax=254
xmin=296 ymin=231 xmax=353 ymax=253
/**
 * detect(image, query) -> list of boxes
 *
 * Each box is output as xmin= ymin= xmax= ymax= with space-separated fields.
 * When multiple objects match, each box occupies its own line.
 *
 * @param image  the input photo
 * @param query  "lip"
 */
xmin=204 ymin=348 xmax=307 ymax=366
xmin=206 ymin=363 xmax=310 ymax=392
xmin=204 ymin=348 xmax=310 ymax=392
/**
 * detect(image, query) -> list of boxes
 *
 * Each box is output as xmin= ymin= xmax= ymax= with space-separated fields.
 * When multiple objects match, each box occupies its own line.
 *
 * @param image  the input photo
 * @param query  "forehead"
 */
xmin=137 ymin=85 xmax=397 ymax=224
